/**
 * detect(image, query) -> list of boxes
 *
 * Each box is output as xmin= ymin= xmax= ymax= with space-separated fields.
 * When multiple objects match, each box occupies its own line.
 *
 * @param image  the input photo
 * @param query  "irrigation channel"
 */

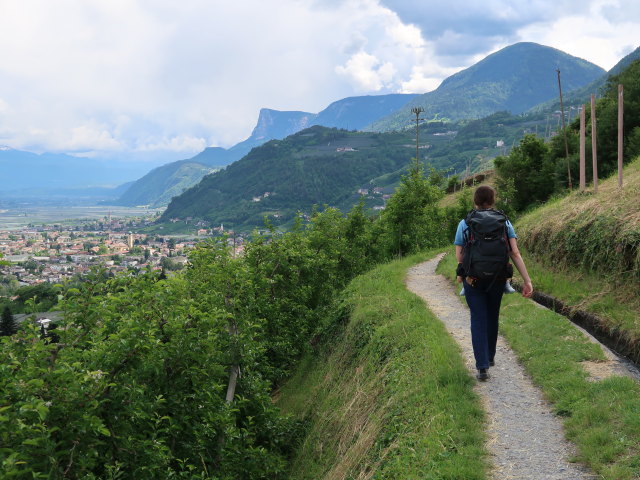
xmin=405 ymin=253 xmax=639 ymax=480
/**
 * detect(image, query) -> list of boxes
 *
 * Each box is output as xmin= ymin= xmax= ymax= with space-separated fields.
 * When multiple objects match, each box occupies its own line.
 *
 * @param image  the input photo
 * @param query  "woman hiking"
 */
xmin=454 ymin=185 xmax=533 ymax=381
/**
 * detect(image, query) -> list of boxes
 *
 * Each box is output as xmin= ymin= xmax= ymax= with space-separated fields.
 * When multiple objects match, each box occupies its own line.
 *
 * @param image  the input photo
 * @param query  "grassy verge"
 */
xmin=277 ymin=250 xmax=488 ymax=480
xmin=519 ymin=250 xmax=640 ymax=345
xmin=516 ymin=158 xmax=639 ymax=284
xmin=438 ymin=251 xmax=640 ymax=479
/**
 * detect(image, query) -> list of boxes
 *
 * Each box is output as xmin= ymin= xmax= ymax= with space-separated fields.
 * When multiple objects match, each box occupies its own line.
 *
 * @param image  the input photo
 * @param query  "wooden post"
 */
xmin=618 ymin=84 xmax=624 ymax=188
xmin=591 ymin=94 xmax=598 ymax=193
xmin=579 ymin=105 xmax=586 ymax=191
xmin=557 ymin=69 xmax=572 ymax=190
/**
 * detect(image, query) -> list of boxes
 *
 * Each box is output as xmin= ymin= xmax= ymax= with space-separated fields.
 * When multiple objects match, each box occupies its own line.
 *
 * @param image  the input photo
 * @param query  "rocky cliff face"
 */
xmin=250 ymin=108 xmax=316 ymax=142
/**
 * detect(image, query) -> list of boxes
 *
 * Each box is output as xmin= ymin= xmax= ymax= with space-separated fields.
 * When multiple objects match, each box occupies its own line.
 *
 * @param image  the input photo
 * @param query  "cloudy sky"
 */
xmin=0 ymin=0 xmax=638 ymax=163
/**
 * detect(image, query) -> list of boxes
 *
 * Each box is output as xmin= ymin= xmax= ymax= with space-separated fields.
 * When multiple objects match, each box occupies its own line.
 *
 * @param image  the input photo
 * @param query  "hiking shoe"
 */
xmin=476 ymin=369 xmax=489 ymax=381
xmin=504 ymin=281 xmax=516 ymax=294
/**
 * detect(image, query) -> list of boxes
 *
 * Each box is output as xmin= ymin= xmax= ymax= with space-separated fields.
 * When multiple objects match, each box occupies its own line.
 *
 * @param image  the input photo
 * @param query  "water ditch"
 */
xmin=512 ymin=282 xmax=640 ymax=371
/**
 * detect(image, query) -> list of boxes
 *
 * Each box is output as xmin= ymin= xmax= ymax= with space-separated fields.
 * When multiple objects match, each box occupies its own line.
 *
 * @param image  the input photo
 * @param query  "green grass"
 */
xmin=438 ymin=251 xmax=640 ymax=479
xmin=277 ymin=249 xmax=489 ymax=480
xmin=519 ymin=251 xmax=640 ymax=343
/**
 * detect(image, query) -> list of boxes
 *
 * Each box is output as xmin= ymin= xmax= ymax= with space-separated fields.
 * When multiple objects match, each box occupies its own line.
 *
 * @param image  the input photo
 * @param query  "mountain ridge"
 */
xmin=367 ymin=42 xmax=605 ymax=131
xmin=115 ymin=94 xmax=418 ymax=207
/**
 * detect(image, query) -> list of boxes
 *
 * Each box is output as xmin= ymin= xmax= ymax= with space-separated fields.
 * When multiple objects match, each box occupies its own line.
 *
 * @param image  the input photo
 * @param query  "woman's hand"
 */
xmin=456 ymin=275 xmax=463 ymax=283
xmin=522 ymin=281 xmax=533 ymax=298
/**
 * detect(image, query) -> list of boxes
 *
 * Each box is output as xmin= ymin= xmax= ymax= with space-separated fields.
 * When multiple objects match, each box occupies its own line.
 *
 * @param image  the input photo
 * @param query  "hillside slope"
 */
xmin=517 ymin=157 xmax=639 ymax=280
xmin=515 ymin=158 xmax=640 ymax=358
xmin=117 ymin=95 xmax=417 ymax=207
xmin=113 ymin=160 xmax=217 ymax=207
xmin=277 ymin=251 xmax=487 ymax=479
xmin=368 ymin=42 xmax=605 ymax=131
xmin=159 ymin=126 xmax=419 ymax=229
xmin=529 ymin=45 xmax=640 ymax=113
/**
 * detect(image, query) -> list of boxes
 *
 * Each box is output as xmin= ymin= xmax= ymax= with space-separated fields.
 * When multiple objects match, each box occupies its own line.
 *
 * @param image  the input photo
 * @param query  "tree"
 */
xmin=379 ymin=159 xmax=445 ymax=256
xmin=0 ymin=305 xmax=16 ymax=336
xmin=494 ymin=134 xmax=556 ymax=211
xmin=596 ymin=60 xmax=640 ymax=174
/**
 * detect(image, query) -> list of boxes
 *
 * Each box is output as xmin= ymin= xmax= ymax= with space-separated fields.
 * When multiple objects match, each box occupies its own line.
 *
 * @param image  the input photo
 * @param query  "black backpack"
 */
xmin=461 ymin=209 xmax=511 ymax=282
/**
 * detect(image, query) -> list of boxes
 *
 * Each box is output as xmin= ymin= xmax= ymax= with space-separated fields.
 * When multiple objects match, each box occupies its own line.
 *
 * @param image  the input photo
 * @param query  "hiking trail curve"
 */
xmin=406 ymin=253 xmax=600 ymax=480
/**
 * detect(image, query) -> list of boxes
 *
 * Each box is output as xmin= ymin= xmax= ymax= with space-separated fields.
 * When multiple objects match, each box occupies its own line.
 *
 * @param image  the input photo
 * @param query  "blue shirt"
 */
xmin=454 ymin=218 xmax=516 ymax=246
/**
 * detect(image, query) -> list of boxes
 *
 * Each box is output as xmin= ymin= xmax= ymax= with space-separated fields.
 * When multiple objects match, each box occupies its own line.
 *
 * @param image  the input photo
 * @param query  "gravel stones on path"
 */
xmin=406 ymin=254 xmax=596 ymax=480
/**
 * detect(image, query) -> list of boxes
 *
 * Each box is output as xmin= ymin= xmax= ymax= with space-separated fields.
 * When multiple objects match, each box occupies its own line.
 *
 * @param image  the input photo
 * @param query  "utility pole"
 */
xmin=579 ymin=105 xmax=586 ymax=191
xmin=557 ymin=69 xmax=572 ymax=190
xmin=618 ymin=84 xmax=624 ymax=188
xmin=591 ymin=94 xmax=598 ymax=193
xmin=411 ymin=106 xmax=424 ymax=166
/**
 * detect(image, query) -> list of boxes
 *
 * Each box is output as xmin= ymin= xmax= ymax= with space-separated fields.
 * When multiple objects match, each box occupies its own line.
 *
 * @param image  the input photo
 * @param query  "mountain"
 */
xmin=159 ymin=126 xmax=419 ymax=230
xmin=0 ymin=147 xmax=152 ymax=196
xmin=312 ymin=94 xmax=418 ymax=129
xmin=187 ymin=95 xmax=419 ymax=168
xmin=113 ymin=160 xmax=218 ymax=207
xmin=529 ymin=45 xmax=640 ymax=113
xmin=116 ymin=94 xmax=418 ymax=207
xmin=368 ymin=42 xmax=606 ymax=131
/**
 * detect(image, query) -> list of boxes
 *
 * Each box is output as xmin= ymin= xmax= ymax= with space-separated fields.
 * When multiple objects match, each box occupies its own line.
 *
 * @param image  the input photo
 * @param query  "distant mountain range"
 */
xmin=367 ymin=42 xmax=605 ymax=131
xmin=0 ymin=148 xmax=154 ymax=198
xmin=3 ymin=41 xmax=636 ymax=219
xmin=113 ymin=94 xmax=418 ymax=207
xmin=158 ymin=42 xmax=640 ymax=231
xmin=120 ymin=43 xmax=607 ymax=209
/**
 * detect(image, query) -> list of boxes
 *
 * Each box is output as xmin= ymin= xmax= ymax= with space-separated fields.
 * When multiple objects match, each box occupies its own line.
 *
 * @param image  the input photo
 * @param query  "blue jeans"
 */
xmin=463 ymin=278 xmax=504 ymax=369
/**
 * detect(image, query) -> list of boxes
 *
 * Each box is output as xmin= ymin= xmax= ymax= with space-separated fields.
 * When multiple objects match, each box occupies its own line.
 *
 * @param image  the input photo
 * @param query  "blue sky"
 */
xmin=0 ymin=0 xmax=638 ymax=163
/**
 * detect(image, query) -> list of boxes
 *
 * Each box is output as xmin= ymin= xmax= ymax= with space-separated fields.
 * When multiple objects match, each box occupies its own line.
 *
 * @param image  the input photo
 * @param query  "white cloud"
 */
xmin=515 ymin=0 xmax=640 ymax=70
xmin=136 ymin=135 xmax=208 ymax=153
xmin=400 ymin=67 xmax=444 ymax=93
xmin=386 ymin=22 xmax=425 ymax=49
xmin=336 ymin=52 xmax=396 ymax=91
xmin=0 ymin=0 xmax=638 ymax=161
xmin=68 ymin=123 xmax=122 ymax=152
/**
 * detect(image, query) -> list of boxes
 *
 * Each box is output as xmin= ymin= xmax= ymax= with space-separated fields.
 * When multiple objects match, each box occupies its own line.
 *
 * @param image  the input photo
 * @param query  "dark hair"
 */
xmin=474 ymin=185 xmax=496 ymax=208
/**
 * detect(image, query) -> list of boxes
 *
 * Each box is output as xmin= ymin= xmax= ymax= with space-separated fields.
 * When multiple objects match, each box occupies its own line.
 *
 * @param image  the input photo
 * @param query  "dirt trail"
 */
xmin=406 ymin=254 xmax=597 ymax=480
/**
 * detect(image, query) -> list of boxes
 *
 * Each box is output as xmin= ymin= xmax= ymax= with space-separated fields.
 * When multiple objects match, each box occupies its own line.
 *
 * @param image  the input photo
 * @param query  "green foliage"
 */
xmin=0 ymin=306 xmax=16 ymax=336
xmin=594 ymin=60 xmax=640 ymax=176
xmin=494 ymin=134 xmax=556 ymax=211
xmin=378 ymin=160 xmax=448 ymax=256
xmin=160 ymin=127 xmax=418 ymax=231
xmin=9 ymin=283 xmax=60 ymax=314
xmin=279 ymin=251 xmax=488 ymax=479
xmin=0 ymin=268 xmax=300 ymax=478
xmin=493 ymin=60 xmax=640 ymax=213
xmin=0 ymin=200 xmax=395 ymax=478
xmin=160 ymin=256 xmax=185 ymax=272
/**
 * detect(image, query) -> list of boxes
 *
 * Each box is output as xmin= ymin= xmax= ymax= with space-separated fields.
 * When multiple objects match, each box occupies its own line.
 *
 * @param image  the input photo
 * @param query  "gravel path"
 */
xmin=406 ymin=254 xmax=596 ymax=480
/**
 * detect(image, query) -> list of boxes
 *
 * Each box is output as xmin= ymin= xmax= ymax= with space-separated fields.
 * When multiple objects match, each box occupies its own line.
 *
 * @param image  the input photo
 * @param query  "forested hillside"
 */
xmin=158 ymin=111 xmax=549 ymax=231
xmin=114 ymin=160 xmax=218 ymax=207
xmin=368 ymin=42 xmax=604 ymax=131
xmin=116 ymin=95 xmax=418 ymax=207
xmin=160 ymin=127 xmax=418 ymax=229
